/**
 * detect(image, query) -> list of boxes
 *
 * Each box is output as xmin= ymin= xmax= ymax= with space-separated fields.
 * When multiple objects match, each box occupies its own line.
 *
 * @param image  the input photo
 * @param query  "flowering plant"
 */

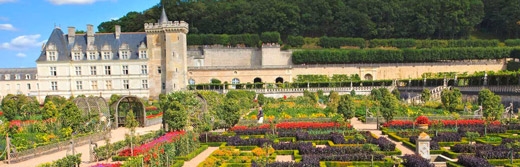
xmin=146 ymin=112 xmax=163 ymax=119
xmin=119 ymin=131 xmax=185 ymax=157
xmin=90 ymin=163 xmax=122 ymax=167
xmin=415 ymin=116 xmax=429 ymax=124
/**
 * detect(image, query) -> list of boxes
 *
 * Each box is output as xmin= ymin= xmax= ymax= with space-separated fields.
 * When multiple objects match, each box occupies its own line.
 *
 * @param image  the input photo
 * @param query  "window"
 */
xmin=48 ymin=51 xmax=56 ymax=61
xmin=27 ymin=83 xmax=31 ymax=90
xmin=91 ymin=81 xmax=98 ymax=90
xmin=51 ymin=81 xmax=57 ymax=90
xmin=121 ymin=51 xmax=129 ymax=59
xmin=73 ymin=52 xmax=81 ymax=60
xmin=232 ymin=78 xmax=240 ymax=84
xmin=103 ymin=52 xmax=111 ymax=60
xmin=139 ymin=50 xmax=147 ymax=59
xmin=162 ymin=83 xmax=165 ymax=90
xmin=89 ymin=52 xmax=96 ymax=60
xmin=16 ymin=84 xmax=20 ymax=90
xmin=6 ymin=84 xmax=9 ymax=90
xmin=25 ymin=74 xmax=31 ymax=79
xmin=75 ymin=66 xmax=81 ymax=76
xmin=76 ymin=81 xmax=83 ymax=90
xmin=122 ymin=65 xmax=129 ymax=75
xmin=105 ymin=80 xmax=112 ymax=90
xmin=123 ymin=80 xmax=129 ymax=89
xmin=142 ymin=80 xmax=148 ymax=89
xmin=157 ymin=66 xmax=162 ymax=74
xmin=188 ymin=79 xmax=195 ymax=85
xmin=50 ymin=67 xmax=57 ymax=76
xmin=15 ymin=74 xmax=20 ymax=80
xmin=141 ymin=65 xmax=147 ymax=74
xmin=4 ymin=74 xmax=9 ymax=80
xmin=104 ymin=66 xmax=111 ymax=75
xmin=90 ymin=66 xmax=97 ymax=75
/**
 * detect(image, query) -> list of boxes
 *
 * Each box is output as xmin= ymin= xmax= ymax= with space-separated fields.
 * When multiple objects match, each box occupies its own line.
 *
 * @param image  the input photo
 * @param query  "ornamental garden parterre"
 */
xmin=1 ymin=86 xmax=520 ymax=166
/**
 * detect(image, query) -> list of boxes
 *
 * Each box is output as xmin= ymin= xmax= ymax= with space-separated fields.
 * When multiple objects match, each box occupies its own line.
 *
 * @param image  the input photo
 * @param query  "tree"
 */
xmin=1 ymin=98 xmax=17 ymax=120
xmin=380 ymin=88 xmax=399 ymax=122
xmin=165 ymin=104 xmax=188 ymax=131
xmin=478 ymin=88 xmax=504 ymax=120
xmin=391 ymin=89 xmax=401 ymax=100
xmin=337 ymin=95 xmax=355 ymax=119
xmin=441 ymin=88 xmax=462 ymax=112
xmin=326 ymin=91 xmax=340 ymax=113
xmin=217 ymin=98 xmax=241 ymax=129
xmin=125 ymin=109 xmax=139 ymax=156
xmin=421 ymin=88 xmax=431 ymax=102
xmin=42 ymin=101 xmax=59 ymax=120
xmin=59 ymin=101 xmax=83 ymax=132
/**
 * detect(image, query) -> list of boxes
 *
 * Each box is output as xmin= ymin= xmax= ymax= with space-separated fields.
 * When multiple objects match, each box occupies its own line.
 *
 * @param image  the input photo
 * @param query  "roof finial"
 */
xmin=159 ymin=7 xmax=169 ymax=24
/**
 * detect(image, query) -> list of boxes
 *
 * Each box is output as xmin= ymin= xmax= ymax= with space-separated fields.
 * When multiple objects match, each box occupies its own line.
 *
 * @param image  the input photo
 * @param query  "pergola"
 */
xmin=110 ymin=96 xmax=146 ymax=127
xmin=73 ymin=96 xmax=110 ymax=131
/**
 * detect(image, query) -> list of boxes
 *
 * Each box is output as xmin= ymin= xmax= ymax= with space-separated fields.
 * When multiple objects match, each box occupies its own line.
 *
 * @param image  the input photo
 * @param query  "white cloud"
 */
xmin=16 ymin=52 xmax=26 ymax=58
xmin=0 ymin=34 xmax=46 ymax=50
xmin=0 ymin=0 xmax=17 ymax=4
xmin=0 ymin=24 xmax=16 ymax=31
xmin=47 ymin=0 xmax=108 ymax=5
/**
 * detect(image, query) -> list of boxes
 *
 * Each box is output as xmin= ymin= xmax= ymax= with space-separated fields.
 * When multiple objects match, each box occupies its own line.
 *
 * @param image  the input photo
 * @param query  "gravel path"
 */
xmin=3 ymin=124 xmax=161 ymax=167
xmin=182 ymin=147 xmax=218 ymax=167
xmin=349 ymin=117 xmax=415 ymax=155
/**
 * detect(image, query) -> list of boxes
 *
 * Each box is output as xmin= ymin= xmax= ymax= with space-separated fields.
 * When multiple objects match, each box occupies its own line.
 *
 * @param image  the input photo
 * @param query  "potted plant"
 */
xmin=415 ymin=115 xmax=430 ymax=130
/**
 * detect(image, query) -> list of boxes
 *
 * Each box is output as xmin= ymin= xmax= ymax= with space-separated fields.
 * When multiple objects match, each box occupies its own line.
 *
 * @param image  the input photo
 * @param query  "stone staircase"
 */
xmin=407 ymin=86 xmax=448 ymax=104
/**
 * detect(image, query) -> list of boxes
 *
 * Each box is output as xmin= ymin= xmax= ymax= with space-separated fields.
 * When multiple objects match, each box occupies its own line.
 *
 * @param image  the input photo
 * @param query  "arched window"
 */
xmin=253 ymin=77 xmax=262 ymax=83
xmin=275 ymin=77 xmax=284 ymax=83
xmin=188 ymin=78 xmax=196 ymax=85
xmin=232 ymin=78 xmax=240 ymax=84
xmin=364 ymin=74 xmax=373 ymax=81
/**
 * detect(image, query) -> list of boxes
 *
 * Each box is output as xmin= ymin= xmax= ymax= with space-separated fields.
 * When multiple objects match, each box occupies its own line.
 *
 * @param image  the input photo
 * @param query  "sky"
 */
xmin=0 ymin=0 xmax=160 ymax=68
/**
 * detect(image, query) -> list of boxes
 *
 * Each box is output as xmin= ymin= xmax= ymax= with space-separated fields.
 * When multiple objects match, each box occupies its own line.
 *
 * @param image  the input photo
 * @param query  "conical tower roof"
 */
xmin=159 ymin=7 xmax=169 ymax=24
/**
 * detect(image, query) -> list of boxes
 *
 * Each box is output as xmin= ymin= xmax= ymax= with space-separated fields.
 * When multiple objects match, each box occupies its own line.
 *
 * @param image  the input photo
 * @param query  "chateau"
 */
xmin=0 ymin=9 xmax=507 ymax=102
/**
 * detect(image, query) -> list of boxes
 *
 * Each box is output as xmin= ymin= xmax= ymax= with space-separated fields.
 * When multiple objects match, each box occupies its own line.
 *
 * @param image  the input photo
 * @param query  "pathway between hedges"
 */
xmin=349 ymin=118 xmax=415 ymax=156
xmin=2 ymin=124 xmax=161 ymax=167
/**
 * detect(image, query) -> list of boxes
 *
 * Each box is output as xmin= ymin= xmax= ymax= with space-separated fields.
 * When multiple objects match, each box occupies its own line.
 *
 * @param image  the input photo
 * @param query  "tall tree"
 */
xmin=478 ymin=88 xmax=504 ymax=120
xmin=337 ymin=95 xmax=355 ymax=119
xmin=59 ymin=101 xmax=83 ymax=132
xmin=441 ymin=88 xmax=462 ymax=112
xmin=217 ymin=98 xmax=241 ymax=129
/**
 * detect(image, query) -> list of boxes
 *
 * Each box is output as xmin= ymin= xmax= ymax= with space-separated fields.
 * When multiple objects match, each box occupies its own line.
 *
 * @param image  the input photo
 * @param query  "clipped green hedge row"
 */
xmin=187 ymin=34 xmax=260 ymax=47
xmin=292 ymin=47 xmax=515 ymax=64
xmin=370 ymin=39 xmax=499 ymax=48
xmin=506 ymin=39 xmax=520 ymax=46
xmin=318 ymin=36 xmax=366 ymax=48
xmin=286 ymin=35 xmax=304 ymax=47
xmin=37 ymin=154 xmax=81 ymax=167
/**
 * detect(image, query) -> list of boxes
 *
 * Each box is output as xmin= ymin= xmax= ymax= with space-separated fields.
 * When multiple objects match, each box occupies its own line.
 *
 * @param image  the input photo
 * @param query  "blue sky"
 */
xmin=0 ymin=0 xmax=160 ymax=68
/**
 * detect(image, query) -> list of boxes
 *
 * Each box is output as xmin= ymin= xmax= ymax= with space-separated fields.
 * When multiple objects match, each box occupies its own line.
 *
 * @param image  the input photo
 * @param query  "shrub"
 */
xmin=457 ymin=155 xmax=492 ymax=167
xmin=260 ymin=32 xmax=281 ymax=44
xmin=402 ymin=154 xmax=434 ymax=167
xmin=286 ymin=35 xmax=304 ymax=47
xmin=415 ymin=116 xmax=430 ymax=124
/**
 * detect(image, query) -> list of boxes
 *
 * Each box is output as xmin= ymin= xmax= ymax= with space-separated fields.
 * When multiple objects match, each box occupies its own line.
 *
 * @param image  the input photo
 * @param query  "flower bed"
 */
xmin=119 ymin=131 xmax=185 ymax=157
xmin=383 ymin=119 xmax=501 ymax=129
xmin=145 ymin=112 xmax=163 ymax=119
xmin=90 ymin=162 xmax=122 ymax=167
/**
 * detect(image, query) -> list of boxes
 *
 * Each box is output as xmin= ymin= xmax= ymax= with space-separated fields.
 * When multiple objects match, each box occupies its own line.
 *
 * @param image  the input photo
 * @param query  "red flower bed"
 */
xmin=146 ymin=112 xmax=163 ymax=119
xmin=91 ymin=163 xmax=122 ymax=167
xmin=231 ymin=122 xmax=348 ymax=131
xmin=0 ymin=111 xmax=3 ymax=116
xmin=145 ymin=106 xmax=158 ymax=111
xmin=415 ymin=116 xmax=430 ymax=124
xmin=118 ymin=131 xmax=185 ymax=157
xmin=383 ymin=119 xmax=501 ymax=129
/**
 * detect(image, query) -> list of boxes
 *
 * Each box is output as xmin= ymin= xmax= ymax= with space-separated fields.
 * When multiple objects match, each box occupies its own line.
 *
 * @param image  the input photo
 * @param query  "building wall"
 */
xmin=187 ymin=62 xmax=507 ymax=85
xmin=35 ymin=60 xmax=149 ymax=101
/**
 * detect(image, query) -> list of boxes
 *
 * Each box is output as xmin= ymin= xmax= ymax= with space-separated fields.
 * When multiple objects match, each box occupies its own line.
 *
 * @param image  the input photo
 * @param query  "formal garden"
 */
xmin=0 ymin=83 xmax=519 ymax=166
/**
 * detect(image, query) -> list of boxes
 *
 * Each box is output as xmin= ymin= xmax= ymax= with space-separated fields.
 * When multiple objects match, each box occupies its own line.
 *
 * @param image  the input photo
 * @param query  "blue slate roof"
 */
xmin=0 ymin=68 xmax=37 ymax=81
xmin=37 ymin=28 xmax=147 ymax=62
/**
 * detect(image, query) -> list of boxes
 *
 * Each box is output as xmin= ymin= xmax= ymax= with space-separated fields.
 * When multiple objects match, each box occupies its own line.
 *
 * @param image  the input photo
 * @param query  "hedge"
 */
xmin=37 ymin=154 xmax=81 ymax=167
xmin=286 ymin=35 xmax=304 ymax=47
xmin=369 ymin=39 xmax=416 ymax=48
xmin=506 ymin=39 xmax=520 ymax=46
xmin=318 ymin=36 xmax=366 ymax=48
xmin=187 ymin=34 xmax=260 ymax=47
xmin=260 ymin=32 xmax=281 ymax=44
xmin=292 ymin=47 xmax=514 ymax=64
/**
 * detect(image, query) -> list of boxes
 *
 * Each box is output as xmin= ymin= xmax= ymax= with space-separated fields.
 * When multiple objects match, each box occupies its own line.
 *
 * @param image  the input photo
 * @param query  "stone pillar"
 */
xmin=416 ymin=132 xmax=431 ymax=160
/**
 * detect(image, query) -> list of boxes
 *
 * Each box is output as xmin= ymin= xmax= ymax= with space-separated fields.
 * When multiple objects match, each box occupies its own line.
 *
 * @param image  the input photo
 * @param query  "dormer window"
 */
xmin=15 ymin=74 xmax=20 ymax=80
xmin=73 ymin=52 xmax=82 ymax=61
xmin=103 ymin=51 xmax=111 ymax=60
xmin=48 ymin=51 xmax=57 ymax=61
xmin=139 ymin=50 xmax=147 ymax=59
xmin=88 ymin=52 xmax=97 ymax=60
xmin=121 ymin=51 xmax=129 ymax=59
xmin=25 ymin=74 xmax=31 ymax=80
xmin=4 ymin=74 xmax=10 ymax=80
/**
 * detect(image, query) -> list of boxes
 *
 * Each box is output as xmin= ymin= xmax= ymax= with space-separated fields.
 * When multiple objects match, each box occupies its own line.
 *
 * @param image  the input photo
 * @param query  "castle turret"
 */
xmin=144 ymin=8 xmax=189 ymax=97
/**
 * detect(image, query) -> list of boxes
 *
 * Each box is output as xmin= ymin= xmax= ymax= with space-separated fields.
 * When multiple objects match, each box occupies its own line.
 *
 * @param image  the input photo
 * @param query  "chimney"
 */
xmin=115 ymin=25 xmax=121 ymax=39
xmin=68 ymin=27 xmax=75 ymax=45
xmin=87 ymin=24 xmax=95 ymax=45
